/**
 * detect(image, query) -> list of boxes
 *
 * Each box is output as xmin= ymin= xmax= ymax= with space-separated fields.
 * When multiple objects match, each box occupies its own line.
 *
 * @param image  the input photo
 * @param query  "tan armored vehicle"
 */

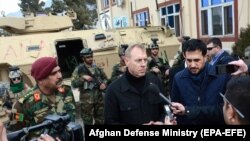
xmin=0 ymin=13 xmax=180 ymax=88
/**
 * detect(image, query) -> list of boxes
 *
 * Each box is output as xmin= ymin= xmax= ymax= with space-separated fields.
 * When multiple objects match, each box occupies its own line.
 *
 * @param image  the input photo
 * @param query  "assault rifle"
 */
xmin=148 ymin=38 xmax=169 ymax=74
xmin=163 ymin=50 xmax=170 ymax=67
xmin=78 ymin=64 xmax=105 ymax=91
xmin=148 ymin=58 xmax=168 ymax=74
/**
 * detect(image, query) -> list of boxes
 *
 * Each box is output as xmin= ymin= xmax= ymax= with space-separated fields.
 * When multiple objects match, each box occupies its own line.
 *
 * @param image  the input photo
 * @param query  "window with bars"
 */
xmin=200 ymin=0 xmax=234 ymax=36
xmin=160 ymin=3 xmax=180 ymax=37
xmin=133 ymin=11 xmax=149 ymax=27
xmin=102 ymin=0 xmax=110 ymax=8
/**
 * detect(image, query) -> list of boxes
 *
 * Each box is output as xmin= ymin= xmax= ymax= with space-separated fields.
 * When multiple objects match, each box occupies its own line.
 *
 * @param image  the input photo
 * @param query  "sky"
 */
xmin=0 ymin=0 xmax=51 ymax=17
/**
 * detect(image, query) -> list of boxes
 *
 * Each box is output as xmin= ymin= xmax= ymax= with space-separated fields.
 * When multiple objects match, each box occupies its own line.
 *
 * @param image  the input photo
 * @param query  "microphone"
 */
xmin=148 ymin=83 xmax=174 ymax=120
xmin=148 ymin=83 xmax=172 ymax=105
xmin=164 ymin=105 xmax=174 ymax=121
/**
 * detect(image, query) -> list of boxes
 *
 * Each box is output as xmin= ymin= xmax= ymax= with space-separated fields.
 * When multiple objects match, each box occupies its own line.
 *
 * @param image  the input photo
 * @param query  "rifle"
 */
xmin=148 ymin=57 xmax=168 ymax=74
xmin=163 ymin=50 xmax=170 ymax=67
xmin=78 ymin=64 xmax=104 ymax=90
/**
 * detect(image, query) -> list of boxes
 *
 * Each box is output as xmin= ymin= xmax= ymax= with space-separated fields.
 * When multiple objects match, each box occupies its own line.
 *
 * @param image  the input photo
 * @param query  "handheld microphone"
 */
xmin=148 ymin=83 xmax=172 ymax=105
xmin=164 ymin=105 xmax=174 ymax=121
xmin=148 ymin=83 xmax=174 ymax=120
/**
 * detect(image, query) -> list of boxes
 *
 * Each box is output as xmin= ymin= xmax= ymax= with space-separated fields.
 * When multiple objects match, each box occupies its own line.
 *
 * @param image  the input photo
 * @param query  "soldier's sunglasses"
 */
xmin=219 ymin=93 xmax=245 ymax=119
xmin=12 ymin=77 xmax=21 ymax=81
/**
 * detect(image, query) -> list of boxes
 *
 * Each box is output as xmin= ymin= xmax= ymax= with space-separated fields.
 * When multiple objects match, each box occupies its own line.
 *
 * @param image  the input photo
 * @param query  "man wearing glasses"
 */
xmin=6 ymin=66 xmax=30 ymax=107
xmin=206 ymin=38 xmax=234 ymax=66
xmin=71 ymin=48 xmax=108 ymax=125
xmin=2 ymin=66 xmax=31 ymax=127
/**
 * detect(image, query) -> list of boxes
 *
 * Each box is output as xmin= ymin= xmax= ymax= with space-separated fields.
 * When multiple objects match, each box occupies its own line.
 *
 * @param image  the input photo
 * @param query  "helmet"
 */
xmin=80 ymin=48 xmax=93 ymax=57
xmin=9 ymin=66 xmax=22 ymax=79
xmin=149 ymin=38 xmax=159 ymax=49
xmin=118 ymin=44 xmax=128 ymax=56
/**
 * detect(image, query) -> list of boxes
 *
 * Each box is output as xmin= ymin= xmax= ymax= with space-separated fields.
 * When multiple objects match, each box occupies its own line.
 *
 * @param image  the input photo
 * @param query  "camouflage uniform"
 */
xmin=4 ymin=66 xmax=30 ymax=110
xmin=71 ymin=64 xmax=108 ymax=125
xmin=172 ymin=36 xmax=190 ymax=67
xmin=0 ymin=82 xmax=10 ymax=125
xmin=147 ymin=41 xmax=170 ymax=96
xmin=9 ymin=85 xmax=76 ymax=132
xmin=110 ymin=63 xmax=126 ymax=83
xmin=172 ymin=51 xmax=184 ymax=68
xmin=5 ymin=84 xmax=29 ymax=109
xmin=71 ymin=48 xmax=108 ymax=125
xmin=109 ymin=44 xmax=128 ymax=83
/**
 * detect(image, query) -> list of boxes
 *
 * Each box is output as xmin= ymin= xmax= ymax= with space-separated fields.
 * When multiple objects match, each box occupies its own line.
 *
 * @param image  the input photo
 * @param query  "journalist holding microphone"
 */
xmin=170 ymin=39 xmax=231 ymax=125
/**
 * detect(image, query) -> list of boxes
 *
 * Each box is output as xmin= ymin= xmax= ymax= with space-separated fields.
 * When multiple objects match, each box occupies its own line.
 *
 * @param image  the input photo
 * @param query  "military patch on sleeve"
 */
xmin=15 ymin=113 xmax=24 ymax=121
xmin=34 ymin=91 xmax=41 ymax=102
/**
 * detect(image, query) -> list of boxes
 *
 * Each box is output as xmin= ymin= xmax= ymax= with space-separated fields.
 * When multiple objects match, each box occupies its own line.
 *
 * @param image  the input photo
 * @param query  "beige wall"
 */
xmin=238 ymin=0 xmax=250 ymax=30
xmin=181 ymin=0 xmax=197 ymax=38
xmin=96 ymin=0 xmax=250 ymax=51
xmin=130 ymin=0 xmax=160 ymax=26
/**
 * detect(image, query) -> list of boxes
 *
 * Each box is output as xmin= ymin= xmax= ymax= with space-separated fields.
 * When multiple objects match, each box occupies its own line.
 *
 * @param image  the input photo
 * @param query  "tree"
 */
xmin=65 ymin=0 xmax=97 ymax=29
xmin=18 ymin=0 xmax=97 ymax=30
xmin=19 ymin=0 xmax=46 ymax=16
xmin=51 ymin=0 xmax=97 ymax=29
xmin=50 ymin=0 xmax=67 ymax=13
xmin=232 ymin=25 xmax=250 ymax=58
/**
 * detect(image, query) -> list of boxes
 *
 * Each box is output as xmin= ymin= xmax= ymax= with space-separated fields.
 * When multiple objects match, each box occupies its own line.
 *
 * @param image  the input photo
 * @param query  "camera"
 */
xmin=215 ymin=64 xmax=237 ymax=74
xmin=7 ymin=114 xmax=84 ymax=141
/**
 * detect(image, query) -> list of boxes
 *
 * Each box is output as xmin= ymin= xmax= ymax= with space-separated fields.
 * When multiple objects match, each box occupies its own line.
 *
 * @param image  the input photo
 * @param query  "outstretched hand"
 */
xmin=229 ymin=59 xmax=248 ymax=75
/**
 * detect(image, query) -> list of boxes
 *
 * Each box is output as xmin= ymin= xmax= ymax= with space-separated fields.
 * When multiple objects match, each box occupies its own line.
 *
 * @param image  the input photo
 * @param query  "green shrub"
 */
xmin=233 ymin=25 xmax=250 ymax=58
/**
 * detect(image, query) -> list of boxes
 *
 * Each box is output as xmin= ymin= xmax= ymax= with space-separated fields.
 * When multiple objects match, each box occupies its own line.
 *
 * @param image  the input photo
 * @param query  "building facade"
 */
xmin=96 ymin=0 xmax=250 ymax=52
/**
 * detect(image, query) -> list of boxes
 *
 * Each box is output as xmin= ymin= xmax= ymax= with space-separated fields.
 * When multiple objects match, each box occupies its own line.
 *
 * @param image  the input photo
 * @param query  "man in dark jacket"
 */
xmin=222 ymin=76 xmax=250 ymax=125
xmin=206 ymin=38 xmax=234 ymax=66
xmin=171 ymin=39 xmax=230 ymax=125
xmin=104 ymin=44 xmax=166 ymax=125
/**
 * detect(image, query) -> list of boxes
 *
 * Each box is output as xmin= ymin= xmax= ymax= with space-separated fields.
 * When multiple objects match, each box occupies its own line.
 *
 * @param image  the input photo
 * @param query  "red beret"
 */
xmin=31 ymin=57 xmax=57 ymax=80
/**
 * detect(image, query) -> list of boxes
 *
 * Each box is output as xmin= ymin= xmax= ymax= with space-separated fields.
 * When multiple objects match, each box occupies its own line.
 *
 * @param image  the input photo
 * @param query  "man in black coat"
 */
xmin=206 ymin=38 xmax=234 ymax=66
xmin=104 ymin=44 xmax=166 ymax=125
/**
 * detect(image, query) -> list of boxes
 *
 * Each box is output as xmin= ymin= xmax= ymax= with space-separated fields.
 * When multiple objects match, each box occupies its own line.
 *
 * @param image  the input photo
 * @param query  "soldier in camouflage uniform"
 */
xmin=71 ymin=48 xmax=108 ymax=125
xmin=0 ymin=66 xmax=30 ymax=128
xmin=9 ymin=57 xmax=76 ymax=135
xmin=147 ymin=39 xmax=170 ymax=96
xmin=0 ymin=82 xmax=10 ymax=125
xmin=172 ymin=36 xmax=190 ymax=67
xmin=4 ymin=66 xmax=30 ymax=110
xmin=109 ymin=44 xmax=128 ymax=83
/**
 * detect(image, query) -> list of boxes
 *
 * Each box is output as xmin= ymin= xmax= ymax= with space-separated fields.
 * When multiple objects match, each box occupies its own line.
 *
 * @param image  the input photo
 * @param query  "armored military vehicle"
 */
xmin=0 ymin=13 xmax=180 ymax=88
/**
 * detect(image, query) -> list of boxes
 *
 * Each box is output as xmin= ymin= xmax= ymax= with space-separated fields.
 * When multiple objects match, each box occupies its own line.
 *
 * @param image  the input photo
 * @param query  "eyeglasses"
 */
xmin=219 ymin=93 xmax=245 ymax=119
xmin=11 ymin=77 xmax=21 ymax=81
xmin=207 ymin=46 xmax=217 ymax=51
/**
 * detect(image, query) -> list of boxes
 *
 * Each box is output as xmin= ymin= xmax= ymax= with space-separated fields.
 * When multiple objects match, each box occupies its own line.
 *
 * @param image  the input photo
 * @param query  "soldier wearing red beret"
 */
xmin=9 ymin=57 xmax=76 ymax=139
